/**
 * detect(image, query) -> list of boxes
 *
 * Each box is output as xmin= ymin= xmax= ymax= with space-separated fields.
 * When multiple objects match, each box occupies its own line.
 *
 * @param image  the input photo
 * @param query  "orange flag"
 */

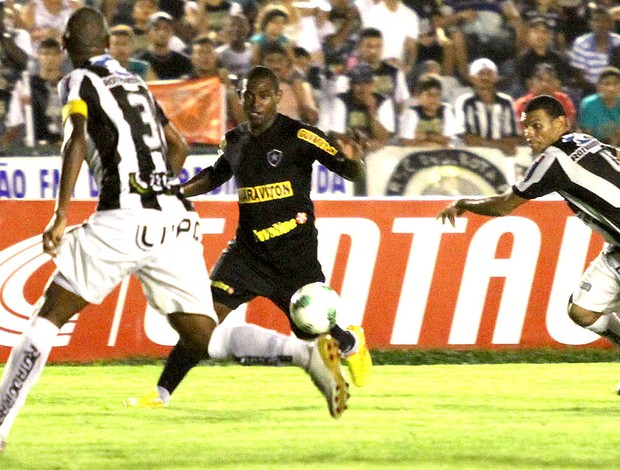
xmin=149 ymin=77 xmax=225 ymax=145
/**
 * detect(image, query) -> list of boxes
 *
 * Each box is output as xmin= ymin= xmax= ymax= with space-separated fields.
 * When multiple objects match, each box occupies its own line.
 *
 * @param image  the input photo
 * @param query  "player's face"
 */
xmin=521 ymin=109 xmax=568 ymax=154
xmin=243 ymin=77 xmax=281 ymax=133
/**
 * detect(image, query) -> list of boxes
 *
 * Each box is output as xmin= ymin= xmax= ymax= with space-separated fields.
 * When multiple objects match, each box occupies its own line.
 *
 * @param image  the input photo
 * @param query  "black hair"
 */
xmin=523 ymin=94 xmax=566 ymax=118
xmin=260 ymin=8 xmax=288 ymax=32
xmin=359 ymin=27 xmax=382 ymax=41
xmin=293 ymin=46 xmax=310 ymax=59
xmin=416 ymin=74 xmax=442 ymax=94
xmin=247 ymin=65 xmax=279 ymax=90
xmin=39 ymin=38 xmax=62 ymax=51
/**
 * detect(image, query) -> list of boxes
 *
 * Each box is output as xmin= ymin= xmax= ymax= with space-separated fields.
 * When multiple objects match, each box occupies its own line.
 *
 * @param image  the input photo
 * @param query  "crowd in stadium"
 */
xmin=1 ymin=0 xmax=620 ymax=153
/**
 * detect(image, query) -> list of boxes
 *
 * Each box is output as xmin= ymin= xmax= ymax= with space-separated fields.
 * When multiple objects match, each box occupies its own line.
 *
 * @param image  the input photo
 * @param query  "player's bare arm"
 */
xmin=437 ymin=188 xmax=528 ymax=227
xmin=163 ymin=121 xmax=189 ymax=176
xmin=43 ymin=112 xmax=87 ymax=256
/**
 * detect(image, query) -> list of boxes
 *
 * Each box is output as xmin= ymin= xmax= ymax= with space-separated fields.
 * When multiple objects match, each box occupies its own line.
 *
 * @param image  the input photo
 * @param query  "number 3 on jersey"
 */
xmin=126 ymin=90 xmax=164 ymax=154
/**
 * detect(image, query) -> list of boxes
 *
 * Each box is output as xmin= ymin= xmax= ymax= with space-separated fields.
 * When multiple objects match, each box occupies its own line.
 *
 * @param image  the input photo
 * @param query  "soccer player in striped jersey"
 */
xmin=0 ymin=7 xmax=220 ymax=451
xmin=438 ymin=94 xmax=620 ymax=374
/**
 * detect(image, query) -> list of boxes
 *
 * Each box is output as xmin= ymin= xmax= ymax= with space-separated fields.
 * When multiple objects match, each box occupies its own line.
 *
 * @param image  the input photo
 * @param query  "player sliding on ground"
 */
xmin=125 ymin=66 xmax=372 ymax=417
xmin=438 ymin=95 xmax=620 ymax=387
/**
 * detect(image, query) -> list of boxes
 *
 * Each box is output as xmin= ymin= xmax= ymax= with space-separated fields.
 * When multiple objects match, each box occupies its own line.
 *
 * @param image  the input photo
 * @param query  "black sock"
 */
xmin=157 ymin=341 xmax=201 ymax=395
xmin=329 ymin=324 xmax=355 ymax=353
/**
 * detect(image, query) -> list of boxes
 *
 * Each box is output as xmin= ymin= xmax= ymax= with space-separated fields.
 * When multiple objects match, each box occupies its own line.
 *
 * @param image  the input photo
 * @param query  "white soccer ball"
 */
xmin=289 ymin=282 xmax=339 ymax=335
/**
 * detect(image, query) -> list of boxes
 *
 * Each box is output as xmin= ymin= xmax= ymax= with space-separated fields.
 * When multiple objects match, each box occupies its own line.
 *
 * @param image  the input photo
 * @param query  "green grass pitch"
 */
xmin=2 ymin=362 xmax=620 ymax=469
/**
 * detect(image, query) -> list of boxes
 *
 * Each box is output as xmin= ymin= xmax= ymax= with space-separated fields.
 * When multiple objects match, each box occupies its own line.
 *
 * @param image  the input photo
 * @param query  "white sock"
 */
xmin=0 ymin=316 xmax=59 ymax=441
xmin=208 ymin=323 xmax=310 ymax=368
xmin=156 ymin=386 xmax=170 ymax=404
xmin=586 ymin=313 xmax=620 ymax=346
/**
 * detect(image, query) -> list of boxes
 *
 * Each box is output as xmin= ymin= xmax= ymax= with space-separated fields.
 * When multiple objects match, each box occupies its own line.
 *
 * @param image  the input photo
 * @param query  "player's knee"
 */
xmin=568 ymin=302 xmax=601 ymax=328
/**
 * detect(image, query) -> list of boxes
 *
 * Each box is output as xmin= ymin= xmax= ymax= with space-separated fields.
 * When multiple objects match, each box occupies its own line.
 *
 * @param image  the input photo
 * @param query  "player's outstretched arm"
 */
xmin=181 ymin=157 xmax=233 ymax=198
xmin=436 ymin=189 xmax=528 ymax=227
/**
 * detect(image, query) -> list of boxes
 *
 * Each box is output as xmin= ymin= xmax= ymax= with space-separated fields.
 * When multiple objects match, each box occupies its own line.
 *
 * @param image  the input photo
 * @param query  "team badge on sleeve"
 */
xmin=267 ymin=149 xmax=283 ymax=167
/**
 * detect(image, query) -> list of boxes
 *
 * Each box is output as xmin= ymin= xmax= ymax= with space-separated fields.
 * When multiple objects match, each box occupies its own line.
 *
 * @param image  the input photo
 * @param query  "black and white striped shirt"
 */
xmin=454 ymin=91 xmax=520 ymax=139
xmin=59 ymin=54 xmax=191 ymax=212
xmin=514 ymin=133 xmax=620 ymax=245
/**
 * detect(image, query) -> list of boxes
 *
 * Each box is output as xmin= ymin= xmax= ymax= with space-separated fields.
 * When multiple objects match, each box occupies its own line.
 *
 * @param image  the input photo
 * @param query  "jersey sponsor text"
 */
xmin=238 ymin=181 xmax=293 ymax=203
xmin=296 ymin=129 xmax=337 ymax=155
xmin=252 ymin=218 xmax=298 ymax=242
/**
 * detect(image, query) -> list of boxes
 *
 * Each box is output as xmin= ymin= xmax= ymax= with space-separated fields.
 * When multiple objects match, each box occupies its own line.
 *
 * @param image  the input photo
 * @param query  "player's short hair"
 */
xmin=247 ymin=65 xmax=279 ymax=91
xmin=523 ymin=95 xmax=566 ymax=119
xmin=359 ymin=27 xmax=382 ymax=41
xmin=260 ymin=7 xmax=288 ymax=32
xmin=110 ymin=24 xmax=134 ymax=39
xmin=63 ymin=7 xmax=109 ymax=55
xmin=416 ymin=74 xmax=443 ymax=94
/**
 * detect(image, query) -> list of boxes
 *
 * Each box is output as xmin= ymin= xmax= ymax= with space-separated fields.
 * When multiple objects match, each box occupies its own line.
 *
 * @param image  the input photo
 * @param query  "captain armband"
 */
xmin=61 ymin=99 xmax=88 ymax=123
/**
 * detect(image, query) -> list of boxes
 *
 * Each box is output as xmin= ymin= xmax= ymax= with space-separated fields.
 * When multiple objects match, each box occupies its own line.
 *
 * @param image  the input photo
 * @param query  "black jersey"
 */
xmin=514 ymin=132 xmax=620 ymax=244
xmin=211 ymin=113 xmax=357 ymax=251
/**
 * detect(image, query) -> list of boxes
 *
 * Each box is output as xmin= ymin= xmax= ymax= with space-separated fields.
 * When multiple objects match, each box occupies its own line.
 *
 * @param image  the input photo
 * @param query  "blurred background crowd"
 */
xmin=1 ymin=0 xmax=620 ymax=156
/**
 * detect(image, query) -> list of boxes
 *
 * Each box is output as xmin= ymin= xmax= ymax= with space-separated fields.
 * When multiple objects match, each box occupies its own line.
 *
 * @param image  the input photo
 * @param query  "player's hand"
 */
xmin=337 ymin=129 xmax=368 ymax=161
xmin=436 ymin=201 xmax=464 ymax=227
xmin=42 ymin=213 xmax=67 ymax=257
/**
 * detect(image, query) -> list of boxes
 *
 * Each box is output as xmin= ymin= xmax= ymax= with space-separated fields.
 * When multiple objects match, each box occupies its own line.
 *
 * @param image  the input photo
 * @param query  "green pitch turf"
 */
xmin=2 ymin=362 xmax=620 ymax=469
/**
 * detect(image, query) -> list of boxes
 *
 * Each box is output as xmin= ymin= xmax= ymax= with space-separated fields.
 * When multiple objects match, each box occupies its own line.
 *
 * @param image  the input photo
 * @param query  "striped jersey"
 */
xmin=513 ymin=132 xmax=620 ymax=245
xmin=454 ymin=91 xmax=520 ymax=139
xmin=59 ymin=54 xmax=191 ymax=212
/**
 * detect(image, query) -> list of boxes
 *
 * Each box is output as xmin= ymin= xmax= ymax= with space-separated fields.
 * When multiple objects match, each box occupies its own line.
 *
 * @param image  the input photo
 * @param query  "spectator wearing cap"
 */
xmin=454 ymin=58 xmax=521 ymax=155
xmin=579 ymin=66 xmax=620 ymax=145
xmin=570 ymin=5 xmax=620 ymax=93
xmin=109 ymin=25 xmax=157 ymax=81
xmin=514 ymin=17 xmax=577 ymax=95
xmin=260 ymin=42 xmax=318 ymax=125
xmin=134 ymin=12 xmax=194 ymax=80
xmin=326 ymin=62 xmax=394 ymax=151
xmin=513 ymin=63 xmax=576 ymax=128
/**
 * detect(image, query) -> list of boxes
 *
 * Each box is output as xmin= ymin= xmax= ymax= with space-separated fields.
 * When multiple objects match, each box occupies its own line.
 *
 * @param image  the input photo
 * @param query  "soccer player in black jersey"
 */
xmin=438 ymin=95 xmax=620 ymax=389
xmin=127 ymin=66 xmax=372 ymax=418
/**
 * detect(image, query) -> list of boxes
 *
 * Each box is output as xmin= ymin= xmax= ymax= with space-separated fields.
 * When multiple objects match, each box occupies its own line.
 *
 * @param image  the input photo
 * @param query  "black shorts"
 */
xmin=210 ymin=234 xmax=325 ymax=339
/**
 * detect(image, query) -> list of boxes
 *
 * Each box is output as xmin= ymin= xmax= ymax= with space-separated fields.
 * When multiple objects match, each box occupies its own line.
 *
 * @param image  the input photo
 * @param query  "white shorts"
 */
xmin=52 ymin=208 xmax=217 ymax=322
xmin=571 ymin=244 xmax=620 ymax=313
